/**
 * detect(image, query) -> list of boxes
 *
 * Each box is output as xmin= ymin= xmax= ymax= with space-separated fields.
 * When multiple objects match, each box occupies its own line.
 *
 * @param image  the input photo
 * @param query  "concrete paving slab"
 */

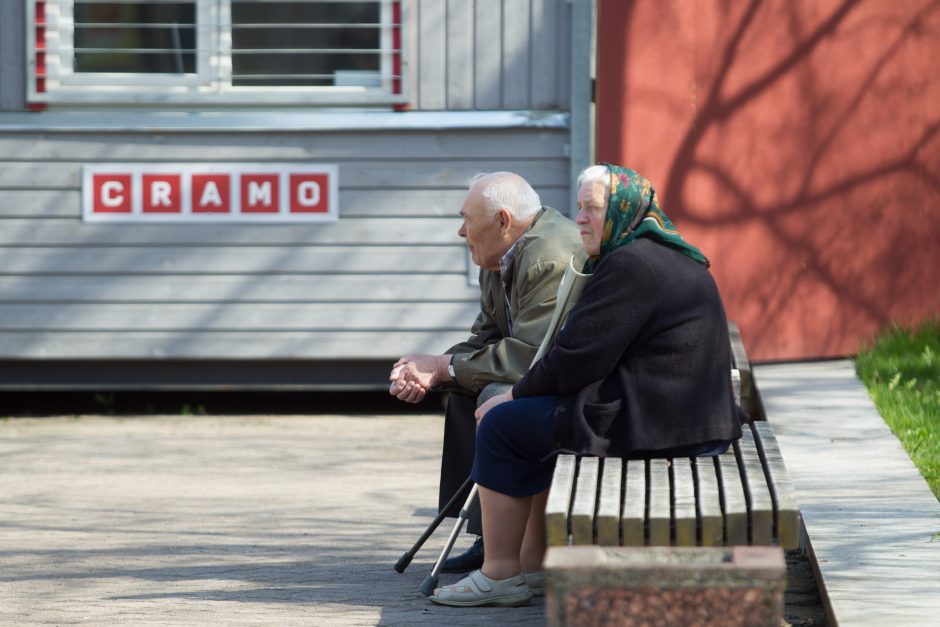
xmin=0 ymin=414 xmax=544 ymax=626
xmin=755 ymin=360 xmax=940 ymax=626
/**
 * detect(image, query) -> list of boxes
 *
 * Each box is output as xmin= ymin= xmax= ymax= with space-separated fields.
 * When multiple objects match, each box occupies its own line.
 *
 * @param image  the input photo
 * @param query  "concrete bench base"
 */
xmin=544 ymin=545 xmax=786 ymax=627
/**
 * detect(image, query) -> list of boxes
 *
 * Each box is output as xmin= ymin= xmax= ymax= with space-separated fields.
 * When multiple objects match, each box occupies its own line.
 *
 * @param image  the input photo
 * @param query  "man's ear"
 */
xmin=497 ymin=208 xmax=512 ymax=233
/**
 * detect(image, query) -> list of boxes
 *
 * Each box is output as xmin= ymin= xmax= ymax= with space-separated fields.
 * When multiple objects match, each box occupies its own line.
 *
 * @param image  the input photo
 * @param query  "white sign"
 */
xmin=82 ymin=164 xmax=339 ymax=222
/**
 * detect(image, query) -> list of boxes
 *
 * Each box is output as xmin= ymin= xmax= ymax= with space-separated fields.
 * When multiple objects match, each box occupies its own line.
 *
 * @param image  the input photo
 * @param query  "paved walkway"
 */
xmin=756 ymin=359 xmax=940 ymax=626
xmin=1 ymin=406 xmax=831 ymax=626
xmin=0 ymin=413 xmax=543 ymax=626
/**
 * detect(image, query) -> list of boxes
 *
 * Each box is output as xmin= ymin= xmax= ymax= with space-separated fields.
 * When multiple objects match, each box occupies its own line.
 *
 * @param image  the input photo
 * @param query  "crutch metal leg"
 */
xmin=419 ymin=483 xmax=479 ymax=596
xmin=394 ymin=475 xmax=473 ymax=574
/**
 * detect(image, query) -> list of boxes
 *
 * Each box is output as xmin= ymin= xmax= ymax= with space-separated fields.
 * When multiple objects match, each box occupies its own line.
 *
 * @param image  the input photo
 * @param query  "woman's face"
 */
xmin=575 ymin=180 xmax=608 ymax=256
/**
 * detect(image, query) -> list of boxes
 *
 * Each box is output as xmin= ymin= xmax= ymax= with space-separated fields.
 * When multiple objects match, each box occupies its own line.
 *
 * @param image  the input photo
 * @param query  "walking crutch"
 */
xmin=394 ymin=475 xmax=473 ymax=574
xmin=418 ymin=483 xmax=479 ymax=596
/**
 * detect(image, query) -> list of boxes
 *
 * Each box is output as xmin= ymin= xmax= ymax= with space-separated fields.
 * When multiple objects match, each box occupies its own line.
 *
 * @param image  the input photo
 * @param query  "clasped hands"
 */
xmin=388 ymin=354 xmax=450 ymax=403
xmin=388 ymin=354 xmax=515 ymax=420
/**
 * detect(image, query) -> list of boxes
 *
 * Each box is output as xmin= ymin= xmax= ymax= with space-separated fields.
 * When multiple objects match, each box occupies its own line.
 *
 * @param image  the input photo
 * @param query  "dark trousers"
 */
xmin=438 ymin=390 xmax=482 ymax=536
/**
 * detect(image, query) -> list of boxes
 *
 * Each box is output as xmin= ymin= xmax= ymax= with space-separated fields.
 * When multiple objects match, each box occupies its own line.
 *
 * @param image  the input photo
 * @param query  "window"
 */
xmin=28 ymin=0 xmax=405 ymax=106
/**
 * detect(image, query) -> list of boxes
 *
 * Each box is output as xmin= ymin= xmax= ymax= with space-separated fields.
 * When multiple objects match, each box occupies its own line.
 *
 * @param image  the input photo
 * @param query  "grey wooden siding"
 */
xmin=408 ymin=0 xmax=571 ymax=110
xmin=0 ymin=129 xmax=572 ymax=362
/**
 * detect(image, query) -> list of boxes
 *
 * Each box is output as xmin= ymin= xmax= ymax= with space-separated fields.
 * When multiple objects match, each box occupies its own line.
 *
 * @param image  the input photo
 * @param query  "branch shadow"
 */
xmin=622 ymin=0 xmax=940 ymax=359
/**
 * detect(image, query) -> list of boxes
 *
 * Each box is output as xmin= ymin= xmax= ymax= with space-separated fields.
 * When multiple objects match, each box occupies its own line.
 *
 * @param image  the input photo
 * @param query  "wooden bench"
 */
xmin=545 ymin=421 xmax=800 ymax=549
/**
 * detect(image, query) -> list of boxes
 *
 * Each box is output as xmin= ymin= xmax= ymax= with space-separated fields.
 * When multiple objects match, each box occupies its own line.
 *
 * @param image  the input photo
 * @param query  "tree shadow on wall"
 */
xmin=637 ymin=0 xmax=940 ymax=358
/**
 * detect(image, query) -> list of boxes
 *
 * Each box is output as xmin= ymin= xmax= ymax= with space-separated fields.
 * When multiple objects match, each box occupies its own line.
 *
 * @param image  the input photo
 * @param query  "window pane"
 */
xmin=74 ymin=2 xmax=197 ymax=74
xmin=231 ymin=1 xmax=381 ymax=87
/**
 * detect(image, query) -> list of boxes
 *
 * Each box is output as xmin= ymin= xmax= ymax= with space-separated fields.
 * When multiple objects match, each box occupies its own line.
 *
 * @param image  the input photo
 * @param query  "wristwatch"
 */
xmin=447 ymin=356 xmax=456 ymax=379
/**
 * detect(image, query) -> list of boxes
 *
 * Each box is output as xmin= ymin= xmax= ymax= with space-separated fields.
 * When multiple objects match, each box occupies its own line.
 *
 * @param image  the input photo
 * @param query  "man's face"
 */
xmin=457 ymin=188 xmax=507 ymax=272
xmin=576 ymin=180 xmax=607 ymax=256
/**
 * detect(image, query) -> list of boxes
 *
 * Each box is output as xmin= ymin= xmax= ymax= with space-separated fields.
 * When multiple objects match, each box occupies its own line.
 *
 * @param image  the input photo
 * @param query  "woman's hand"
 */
xmin=474 ymin=389 xmax=513 ymax=423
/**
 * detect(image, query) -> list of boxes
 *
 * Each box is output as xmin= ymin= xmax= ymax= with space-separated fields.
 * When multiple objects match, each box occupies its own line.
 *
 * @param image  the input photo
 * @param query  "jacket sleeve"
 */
xmin=513 ymin=249 xmax=661 ymax=398
xmin=451 ymin=258 xmax=567 ymax=393
xmin=445 ymin=272 xmax=502 ymax=357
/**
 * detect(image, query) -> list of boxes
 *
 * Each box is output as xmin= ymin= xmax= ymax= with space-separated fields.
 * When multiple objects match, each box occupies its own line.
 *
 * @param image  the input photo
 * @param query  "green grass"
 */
xmin=855 ymin=319 xmax=940 ymax=501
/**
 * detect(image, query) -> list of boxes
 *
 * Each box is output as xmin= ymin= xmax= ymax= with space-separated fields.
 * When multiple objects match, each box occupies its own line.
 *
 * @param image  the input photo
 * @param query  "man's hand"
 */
xmin=388 ymin=372 xmax=428 ymax=403
xmin=388 ymin=354 xmax=450 ymax=403
xmin=474 ymin=388 xmax=513 ymax=423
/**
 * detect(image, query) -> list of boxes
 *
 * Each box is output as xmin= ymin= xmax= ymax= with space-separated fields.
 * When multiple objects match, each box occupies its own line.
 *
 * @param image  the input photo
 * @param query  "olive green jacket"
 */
xmin=448 ymin=206 xmax=586 ymax=393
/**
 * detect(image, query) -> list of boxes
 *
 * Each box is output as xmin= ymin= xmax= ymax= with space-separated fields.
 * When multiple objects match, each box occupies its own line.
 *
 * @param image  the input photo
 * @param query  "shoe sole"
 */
xmin=429 ymin=591 xmax=533 ymax=608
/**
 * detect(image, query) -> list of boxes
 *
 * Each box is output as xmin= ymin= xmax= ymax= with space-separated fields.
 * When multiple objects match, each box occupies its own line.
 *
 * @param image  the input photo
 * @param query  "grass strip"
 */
xmin=855 ymin=319 xmax=940 ymax=501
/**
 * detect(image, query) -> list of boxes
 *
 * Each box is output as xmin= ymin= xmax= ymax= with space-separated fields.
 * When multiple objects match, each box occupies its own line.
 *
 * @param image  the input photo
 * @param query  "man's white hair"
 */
xmin=577 ymin=164 xmax=611 ymax=206
xmin=468 ymin=171 xmax=542 ymax=220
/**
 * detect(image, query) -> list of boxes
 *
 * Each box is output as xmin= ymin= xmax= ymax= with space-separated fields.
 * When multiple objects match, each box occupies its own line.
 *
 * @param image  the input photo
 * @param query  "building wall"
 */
xmin=0 ymin=123 xmax=570 ymax=366
xmin=596 ymin=0 xmax=940 ymax=361
xmin=409 ymin=0 xmax=571 ymax=110
xmin=3 ymin=0 xmax=573 ymax=113
xmin=0 ymin=0 xmax=585 ymax=387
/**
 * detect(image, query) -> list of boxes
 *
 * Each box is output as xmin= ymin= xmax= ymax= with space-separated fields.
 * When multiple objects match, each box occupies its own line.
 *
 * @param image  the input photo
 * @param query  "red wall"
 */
xmin=596 ymin=0 xmax=940 ymax=361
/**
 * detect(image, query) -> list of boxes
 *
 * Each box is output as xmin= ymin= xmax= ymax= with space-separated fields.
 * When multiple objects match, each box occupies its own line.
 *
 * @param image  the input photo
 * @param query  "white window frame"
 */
xmin=27 ymin=0 xmax=406 ymax=106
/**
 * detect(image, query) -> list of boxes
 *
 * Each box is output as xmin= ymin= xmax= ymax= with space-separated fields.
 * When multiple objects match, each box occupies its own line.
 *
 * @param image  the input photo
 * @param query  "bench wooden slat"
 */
xmin=717 ymin=447 xmax=748 ymax=545
xmin=671 ymin=457 xmax=697 ymax=546
xmin=737 ymin=425 xmax=774 ymax=545
xmin=546 ymin=454 xmax=576 ymax=546
xmin=648 ymin=459 xmax=671 ymax=546
xmin=694 ymin=456 xmax=724 ymax=546
xmin=728 ymin=321 xmax=753 ymax=410
xmin=621 ymin=459 xmax=646 ymax=546
xmin=752 ymin=420 xmax=801 ymax=549
xmin=571 ymin=457 xmax=599 ymax=545
xmin=731 ymin=368 xmax=742 ymax=406
xmin=595 ymin=458 xmax=623 ymax=546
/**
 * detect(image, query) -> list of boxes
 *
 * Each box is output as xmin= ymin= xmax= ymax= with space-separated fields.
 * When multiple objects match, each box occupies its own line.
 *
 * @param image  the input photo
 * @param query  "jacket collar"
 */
xmin=499 ymin=207 xmax=546 ymax=285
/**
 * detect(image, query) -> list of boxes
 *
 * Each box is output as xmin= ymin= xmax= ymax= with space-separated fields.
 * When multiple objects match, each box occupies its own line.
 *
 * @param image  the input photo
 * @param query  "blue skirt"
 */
xmin=470 ymin=395 xmax=732 ymax=498
xmin=471 ymin=396 xmax=559 ymax=497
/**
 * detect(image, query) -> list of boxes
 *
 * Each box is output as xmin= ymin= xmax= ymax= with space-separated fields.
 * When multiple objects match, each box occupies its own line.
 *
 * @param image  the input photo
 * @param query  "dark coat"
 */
xmin=512 ymin=239 xmax=741 ymax=458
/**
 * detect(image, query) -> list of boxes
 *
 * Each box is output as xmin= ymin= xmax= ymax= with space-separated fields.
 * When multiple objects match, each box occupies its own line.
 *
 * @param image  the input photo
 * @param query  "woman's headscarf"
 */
xmin=583 ymin=164 xmax=709 ymax=272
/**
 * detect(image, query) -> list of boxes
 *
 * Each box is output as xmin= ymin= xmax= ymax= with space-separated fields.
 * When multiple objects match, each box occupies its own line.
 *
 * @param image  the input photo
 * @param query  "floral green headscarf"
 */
xmin=583 ymin=164 xmax=709 ymax=272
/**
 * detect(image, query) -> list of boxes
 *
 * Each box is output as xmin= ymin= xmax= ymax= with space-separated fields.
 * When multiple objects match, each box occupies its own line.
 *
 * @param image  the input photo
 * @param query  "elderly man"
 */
xmin=389 ymin=171 xmax=585 ymax=572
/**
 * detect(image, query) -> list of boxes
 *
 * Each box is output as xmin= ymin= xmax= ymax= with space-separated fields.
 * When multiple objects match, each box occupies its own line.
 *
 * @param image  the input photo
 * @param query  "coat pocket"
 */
xmin=582 ymin=398 xmax=622 ymax=436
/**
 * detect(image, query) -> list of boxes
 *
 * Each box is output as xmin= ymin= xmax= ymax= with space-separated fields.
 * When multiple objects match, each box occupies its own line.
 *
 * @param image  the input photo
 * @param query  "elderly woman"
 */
xmin=429 ymin=164 xmax=742 ymax=607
